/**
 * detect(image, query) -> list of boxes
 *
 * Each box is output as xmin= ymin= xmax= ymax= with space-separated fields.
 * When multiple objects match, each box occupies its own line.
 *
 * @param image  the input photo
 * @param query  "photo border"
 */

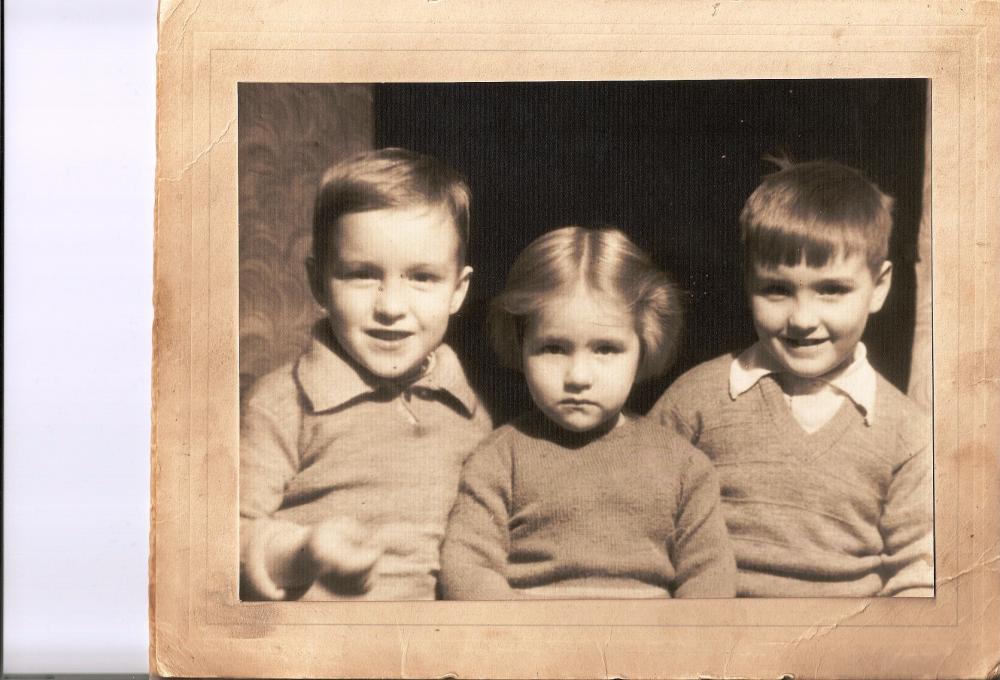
xmin=152 ymin=2 xmax=999 ymax=677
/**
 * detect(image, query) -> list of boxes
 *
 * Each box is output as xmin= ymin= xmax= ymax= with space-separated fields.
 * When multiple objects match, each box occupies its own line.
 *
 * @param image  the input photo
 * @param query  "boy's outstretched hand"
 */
xmin=257 ymin=516 xmax=383 ymax=600
xmin=305 ymin=517 xmax=383 ymax=585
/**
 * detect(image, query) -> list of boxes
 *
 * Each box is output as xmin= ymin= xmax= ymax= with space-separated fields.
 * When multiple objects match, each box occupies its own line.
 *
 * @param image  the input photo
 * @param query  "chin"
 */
xmin=783 ymin=359 xmax=842 ymax=380
xmin=358 ymin=356 xmax=419 ymax=380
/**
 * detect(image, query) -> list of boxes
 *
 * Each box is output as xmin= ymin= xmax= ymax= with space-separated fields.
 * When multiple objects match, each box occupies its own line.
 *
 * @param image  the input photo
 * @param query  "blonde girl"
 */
xmin=440 ymin=226 xmax=735 ymax=599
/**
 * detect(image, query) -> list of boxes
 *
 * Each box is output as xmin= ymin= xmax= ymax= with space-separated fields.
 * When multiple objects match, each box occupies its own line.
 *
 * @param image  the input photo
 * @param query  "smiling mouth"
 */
xmin=366 ymin=329 xmax=413 ymax=342
xmin=781 ymin=337 xmax=828 ymax=348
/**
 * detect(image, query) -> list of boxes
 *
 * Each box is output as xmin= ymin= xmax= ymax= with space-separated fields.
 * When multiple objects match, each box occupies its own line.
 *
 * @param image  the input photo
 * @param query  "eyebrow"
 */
xmin=753 ymin=273 xmax=857 ymax=287
xmin=333 ymin=257 xmax=449 ymax=270
xmin=532 ymin=334 xmax=571 ymax=344
xmin=814 ymin=277 xmax=856 ymax=286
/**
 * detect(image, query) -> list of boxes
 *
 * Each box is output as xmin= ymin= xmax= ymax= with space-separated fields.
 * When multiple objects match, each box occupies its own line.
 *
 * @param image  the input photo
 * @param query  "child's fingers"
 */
xmin=308 ymin=519 xmax=382 ymax=577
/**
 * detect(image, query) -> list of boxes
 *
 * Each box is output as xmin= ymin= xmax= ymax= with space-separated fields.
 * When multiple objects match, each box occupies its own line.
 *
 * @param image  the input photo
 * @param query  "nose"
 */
xmin=373 ymin=278 xmax=407 ymax=323
xmin=563 ymin=354 xmax=594 ymax=393
xmin=787 ymin=297 xmax=819 ymax=334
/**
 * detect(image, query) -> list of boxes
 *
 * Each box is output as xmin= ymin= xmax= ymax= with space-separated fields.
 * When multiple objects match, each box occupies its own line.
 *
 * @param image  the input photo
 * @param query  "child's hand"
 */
xmin=305 ymin=516 xmax=383 ymax=587
xmin=256 ymin=517 xmax=383 ymax=599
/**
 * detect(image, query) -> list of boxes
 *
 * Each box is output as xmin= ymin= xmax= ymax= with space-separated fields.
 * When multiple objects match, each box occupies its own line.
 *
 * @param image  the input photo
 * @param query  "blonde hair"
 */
xmin=489 ymin=226 xmax=682 ymax=382
xmin=740 ymin=158 xmax=894 ymax=273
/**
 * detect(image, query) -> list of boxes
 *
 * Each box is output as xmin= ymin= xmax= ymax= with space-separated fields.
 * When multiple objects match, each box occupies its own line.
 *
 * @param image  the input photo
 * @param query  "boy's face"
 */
xmin=522 ymin=288 xmax=641 ymax=433
xmin=748 ymin=253 xmax=892 ymax=379
xmin=308 ymin=205 xmax=471 ymax=381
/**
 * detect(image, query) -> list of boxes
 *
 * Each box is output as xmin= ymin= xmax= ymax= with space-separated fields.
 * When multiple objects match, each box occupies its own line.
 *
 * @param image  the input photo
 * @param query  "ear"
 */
xmin=868 ymin=260 xmax=893 ymax=313
xmin=305 ymin=256 xmax=327 ymax=309
xmin=449 ymin=266 xmax=473 ymax=314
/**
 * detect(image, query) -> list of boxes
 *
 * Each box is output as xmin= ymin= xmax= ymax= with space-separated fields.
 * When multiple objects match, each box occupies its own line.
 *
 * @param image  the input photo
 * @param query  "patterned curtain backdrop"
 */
xmin=238 ymin=84 xmax=373 ymax=394
xmin=909 ymin=91 xmax=932 ymax=411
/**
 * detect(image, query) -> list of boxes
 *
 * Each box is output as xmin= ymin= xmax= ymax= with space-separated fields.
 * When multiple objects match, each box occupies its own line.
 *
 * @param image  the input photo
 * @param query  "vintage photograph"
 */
xmin=152 ymin=2 xmax=1000 ymax=675
xmin=237 ymin=80 xmax=934 ymax=602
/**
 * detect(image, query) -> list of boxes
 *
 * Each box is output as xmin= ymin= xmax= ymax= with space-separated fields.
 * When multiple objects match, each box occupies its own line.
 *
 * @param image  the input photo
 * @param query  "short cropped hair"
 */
xmin=312 ymin=148 xmax=471 ymax=272
xmin=489 ymin=226 xmax=683 ymax=383
xmin=740 ymin=158 xmax=894 ymax=273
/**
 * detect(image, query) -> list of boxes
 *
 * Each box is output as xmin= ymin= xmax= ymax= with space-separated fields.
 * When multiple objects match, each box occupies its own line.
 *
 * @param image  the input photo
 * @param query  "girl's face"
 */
xmin=522 ymin=287 xmax=641 ymax=433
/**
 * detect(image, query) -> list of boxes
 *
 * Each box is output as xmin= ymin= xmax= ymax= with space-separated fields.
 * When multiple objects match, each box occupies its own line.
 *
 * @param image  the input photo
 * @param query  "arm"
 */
xmin=670 ymin=449 xmax=737 ymax=598
xmin=879 ymin=439 xmax=934 ymax=597
xmin=439 ymin=437 xmax=519 ymax=600
xmin=239 ymin=389 xmax=381 ymax=600
xmin=239 ymin=393 xmax=302 ymax=600
xmin=651 ymin=382 xmax=702 ymax=445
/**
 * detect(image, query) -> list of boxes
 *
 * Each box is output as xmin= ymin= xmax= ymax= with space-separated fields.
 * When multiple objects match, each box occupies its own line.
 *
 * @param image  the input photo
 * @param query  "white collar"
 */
xmin=729 ymin=341 xmax=878 ymax=425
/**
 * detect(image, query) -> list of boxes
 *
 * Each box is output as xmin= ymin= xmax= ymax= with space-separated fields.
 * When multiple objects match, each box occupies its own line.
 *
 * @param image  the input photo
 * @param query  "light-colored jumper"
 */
xmin=440 ymin=411 xmax=737 ymax=600
xmin=652 ymin=352 xmax=933 ymax=597
xmin=240 ymin=323 xmax=492 ymax=601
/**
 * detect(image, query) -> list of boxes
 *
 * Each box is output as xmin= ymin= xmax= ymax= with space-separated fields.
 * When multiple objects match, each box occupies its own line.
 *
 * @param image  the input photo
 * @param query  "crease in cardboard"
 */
xmin=174 ymin=0 xmax=205 ymax=52
xmin=160 ymin=115 xmax=237 ymax=185
xmin=937 ymin=552 xmax=1000 ymax=588
xmin=157 ymin=0 xmax=184 ymax=29
xmin=398 ymin=623 xmax=411 ymax=679
xmin=158 ymin=0 xmax=205 ymax=52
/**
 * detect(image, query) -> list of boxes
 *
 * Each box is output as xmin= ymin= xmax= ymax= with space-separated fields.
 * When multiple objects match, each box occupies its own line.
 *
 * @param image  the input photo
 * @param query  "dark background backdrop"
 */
xmin=373 ymin=80 xmax=927 ymax=424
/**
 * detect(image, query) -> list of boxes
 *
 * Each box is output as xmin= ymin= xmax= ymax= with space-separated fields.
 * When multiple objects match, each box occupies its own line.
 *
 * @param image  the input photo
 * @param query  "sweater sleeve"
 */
xmin=239 ymin=383 xmax=304 ymax=600
xmin=879 ymin=434 xmax=934 ymax=596
xmin=651 ymin=375 xmax=705 ymax=445
xmin=669 ymin=448 xmax=737 ymax=598
xmin=439 ymin=436 xmax=518 ymax=600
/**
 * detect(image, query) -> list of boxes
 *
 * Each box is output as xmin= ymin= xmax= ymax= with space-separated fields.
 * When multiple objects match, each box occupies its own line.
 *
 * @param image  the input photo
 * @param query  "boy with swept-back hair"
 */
xmin=240 ymin=148 xmax=491 ymax=601
xmin=652 ymin=159 xmax=933 ymax=597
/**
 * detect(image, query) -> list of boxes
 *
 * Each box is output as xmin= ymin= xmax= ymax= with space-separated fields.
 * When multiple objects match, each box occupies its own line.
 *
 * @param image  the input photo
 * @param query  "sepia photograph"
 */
xmin=238 ymin=80 xmax=933 ymax=602
xmin=151 ymin=2 xmax=1000 ymax=677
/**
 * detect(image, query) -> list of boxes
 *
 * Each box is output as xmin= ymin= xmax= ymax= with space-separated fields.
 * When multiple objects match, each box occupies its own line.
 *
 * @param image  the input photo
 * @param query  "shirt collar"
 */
xmin=729 ymin=341 xmax=878 ymax=425
xmin=295 ymin=321 xmax=480 ymax=417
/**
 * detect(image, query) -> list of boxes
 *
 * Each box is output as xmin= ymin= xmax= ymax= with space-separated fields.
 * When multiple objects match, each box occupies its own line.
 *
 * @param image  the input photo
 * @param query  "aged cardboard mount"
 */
xmin=152 ymin=1 xmax=1000 ymax=677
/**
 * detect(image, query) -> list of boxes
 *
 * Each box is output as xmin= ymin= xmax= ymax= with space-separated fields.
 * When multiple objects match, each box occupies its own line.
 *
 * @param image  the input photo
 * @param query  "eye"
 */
xmin=758 ymin=283 xmax=791 ymax=298
xmin=409 ymin=270 xmax=441 ymax=284
xmin=593 ymin=343 xmax=623 ymax=355
xmin=818 ymin=283 xmax=853 ymax=296
xmin=539 ymin=343 xmax=566 ymax=355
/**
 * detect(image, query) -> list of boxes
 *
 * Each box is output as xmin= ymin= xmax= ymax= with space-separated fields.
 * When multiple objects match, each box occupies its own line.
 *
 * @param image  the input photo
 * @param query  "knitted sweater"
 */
xmin=240 ymin=324 xmax=492 ymax=601
xmin=440 ymin=411 xmax=736 ymax=599
xmin=652 ymin=352 xmax=933 ymax=597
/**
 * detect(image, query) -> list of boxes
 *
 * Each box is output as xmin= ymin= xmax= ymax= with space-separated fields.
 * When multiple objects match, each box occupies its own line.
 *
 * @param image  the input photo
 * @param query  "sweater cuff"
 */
xmin=241 ymin=518 xmax=301 ymax=600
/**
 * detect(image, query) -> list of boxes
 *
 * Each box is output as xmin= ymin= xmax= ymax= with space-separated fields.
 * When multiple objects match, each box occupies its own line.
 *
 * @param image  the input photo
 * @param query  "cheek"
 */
xmin=825 ymin=300 xmax=870 ymax=337
xmin=750 ymin=300 xmax=784 ymax=332
xmin=523 ymin=357 xmax=559 ymax=391
xmin=415 ymin=290 xmax=457 ymax=322
xmin=614 ymin=356 xmax=641 ymax=393
xmin=327 ymin=288 xmax=368 ymax=321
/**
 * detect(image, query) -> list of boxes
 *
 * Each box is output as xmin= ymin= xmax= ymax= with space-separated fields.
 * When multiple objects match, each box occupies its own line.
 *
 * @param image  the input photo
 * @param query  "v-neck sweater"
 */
xmin=652 ymin=352 xmax=933 ymax=597
xmin=440 ymin=412 xmax=736 ymax=599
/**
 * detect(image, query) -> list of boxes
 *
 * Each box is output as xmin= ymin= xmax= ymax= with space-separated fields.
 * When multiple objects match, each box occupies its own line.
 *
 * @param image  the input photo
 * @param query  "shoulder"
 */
xmin=242 ymin=360 xmax=303 ymax=417
xmin=669 ymin=353 xmax=737 ymax=395
xmin=430 ymin=342 xmax=494 ymax=427
xmin=654 ymin=352 xmax=739 ymax=412
xmin=630 ymin=419 xmax=716 ymax=474
xmin=874 ymin=372 xmax=932 ymax=459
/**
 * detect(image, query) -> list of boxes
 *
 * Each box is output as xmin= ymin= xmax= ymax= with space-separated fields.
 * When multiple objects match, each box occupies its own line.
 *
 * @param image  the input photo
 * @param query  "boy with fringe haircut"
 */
xmin=652 ymin=159 xmax=933 ymax=597
xmin=240 ymin=148 xmax=492 ymax=601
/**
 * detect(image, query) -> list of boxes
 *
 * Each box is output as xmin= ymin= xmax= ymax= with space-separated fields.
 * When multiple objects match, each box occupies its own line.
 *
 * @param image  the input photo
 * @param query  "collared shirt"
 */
xmin=729 ymin=341 xmax=877 ymax=432
xmin=296 ymin=321 xmax=480 ymax=418
xmin=239 ymin=322 xmax=492 ymax=601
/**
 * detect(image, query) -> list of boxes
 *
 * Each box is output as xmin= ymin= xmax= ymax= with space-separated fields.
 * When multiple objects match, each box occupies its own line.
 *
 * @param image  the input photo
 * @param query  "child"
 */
xmin=239 ymin=148 xmax=492 ymax=601
xmin=652 ymin=159 xmax=933 ymax=597
xmin=440 ymin=226 xmax=736 ymax=599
